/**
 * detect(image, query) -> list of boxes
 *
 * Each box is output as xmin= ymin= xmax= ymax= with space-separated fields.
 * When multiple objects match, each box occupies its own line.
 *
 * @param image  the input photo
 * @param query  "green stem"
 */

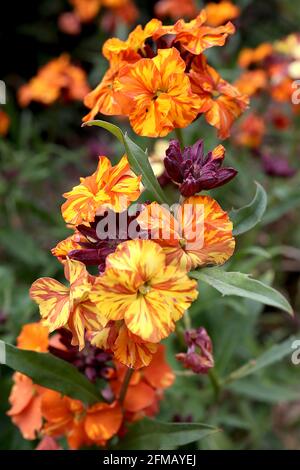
xmin=119 ymin=367 xmax=134 ymax=405
xmin=175 ymin=128 xmax=184 ymax=149
xmin=183 ymin=309 xmax=192 ymax=330
xmin=208 ymin=368 xmax=221 ymax=400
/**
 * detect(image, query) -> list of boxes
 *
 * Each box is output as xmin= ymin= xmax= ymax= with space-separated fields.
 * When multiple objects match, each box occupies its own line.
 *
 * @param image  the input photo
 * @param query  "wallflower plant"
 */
xmin=2 ymin=8 xmax=294 ymax=451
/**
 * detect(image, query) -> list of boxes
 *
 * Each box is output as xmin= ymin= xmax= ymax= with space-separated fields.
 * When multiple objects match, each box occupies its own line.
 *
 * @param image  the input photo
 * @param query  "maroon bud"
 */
xmin=164 ymin=139 xmax=237 ymax=197
xmin=176 ymin=327 xmax=214 ymax=374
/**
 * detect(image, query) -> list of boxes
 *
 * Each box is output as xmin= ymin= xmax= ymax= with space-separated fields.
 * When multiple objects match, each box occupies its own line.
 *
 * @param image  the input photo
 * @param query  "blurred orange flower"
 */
xmin=18 ymin=54 xmax=90 ymax=107
xmin=69 ymin=0 xmax=136 ymax=23
xmin=205 ymin=1 xmax=240 ymax=27
xmin=189 ymin=55 xmax=249 ymax=139
xmin=0 ymin=110 xmax=10 ymax=136
xmin=233 ymin=112 xmax=266 ymax=149
xmin=234 ymin=70 xmax=268 ymax=97
xmin=137 ymin=196 xmax=235 ymax=272
xmin=154 ymin=0 xmax=197 ymax=20
xmin=7 ymin=373 xmax=45 ymax=440
xmin=30 ymin=259 xmax=105 ymax=350
xmin=7 ymin=323 xmax=49 ymax=440
xmin=61 ymin=155 xmax=141 ymax=225
xmin=41 ymin=390 xmax=122 ymax=449
xmin=238 ymin=43 xmax=273 ymax=69
xmin=115 ymin=48 xmax=202 ymax=137
xmin=90 ymin=239 xmax=198 ymax=344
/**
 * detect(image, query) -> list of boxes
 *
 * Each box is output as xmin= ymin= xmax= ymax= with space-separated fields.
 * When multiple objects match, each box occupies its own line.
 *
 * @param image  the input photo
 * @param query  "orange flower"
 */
xmin=154 ymin=0 xmax=198 ymax=20
xmin=205 ymin=1 xmax=240 ymax=27
xmin=91 ymin=321 xmax=158 ymax=369
xmin=154 ymin=10 xmax=235 ymax=55
xmin=102 ymin=19 xmax=162 ymax=62
xmin=61 ymin=155 xmax=141 ymax=226
xmin=233 ymin=112 xmax=266 ymax=149
xmin=7 ymin=323 xmax=49 ymax=440
xmin=115 ymin=48 xmax=202 ymax=137
xmin=51 ymin=233 xmax=84 ymax=263
xmin=69 ymin=0 xmax=102 ymax=22
xmin=18 ymin=54 xmax=90 ymax=107
xmin=17 ymin=322 xmax=49 ymax=352
xmin=90 ymin=239 xmax=198 ymax=344
xmin=85 ymin=401 xmax=122 ymax=443
xmin=83 ymin=56 xmax=137 ymax=121
xmin=189 ymin=55 xmax=248 ymax=139
xmin=238 ymin=43 xmax=273 ymax=69
xmin=0 ymin=109 xmax=10 ymax=136
xmin=7 ymin=373 xmax=44 ymax=440
xmin=110 ymin=345 xmax=175 ymax=418
xmin=41 ymin=389 xmax=122 ymax=449
xmin=234 ymin=70 xmax=268 ymax=97
xmin=137 ymin=196 xmax=235 ymax=272
xmin=30 ymin=259 xmax=105 ymax=350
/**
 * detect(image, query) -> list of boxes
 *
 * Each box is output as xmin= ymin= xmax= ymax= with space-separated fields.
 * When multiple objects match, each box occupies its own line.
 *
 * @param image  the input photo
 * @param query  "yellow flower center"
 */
xmin=138 ymin=283 xmax=151 ymax=295
xmin=179 ymin=238 xmax=187 ymax=248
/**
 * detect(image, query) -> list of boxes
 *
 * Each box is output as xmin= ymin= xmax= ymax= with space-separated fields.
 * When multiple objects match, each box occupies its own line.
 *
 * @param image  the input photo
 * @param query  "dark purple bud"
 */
xmin=261 ymin=153 xmax=296 ymax=178
xmin=164 ymin=139 xmax=237 ymax=197
xmin=176 ymin=327 xmax=214 ymax=374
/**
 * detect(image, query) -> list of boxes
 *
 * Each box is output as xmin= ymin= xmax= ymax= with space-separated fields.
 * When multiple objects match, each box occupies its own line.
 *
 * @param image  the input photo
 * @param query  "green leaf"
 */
xmin=230 ymin=182 xmax=267 ymax=236
xmin=227 ymin=378 xmax=300 ymax=403
xmin=0 ymin=341 xmax=102 ymax=405
xmin=190 ymin=268 xmax=293 ymax=315
xmin=224 ymin=336 xmax=296 ymax=383
xmin=82 ymin=120 xmax=169 ymax=204
xmin=114 ymin=417 xmax=219 ymax=450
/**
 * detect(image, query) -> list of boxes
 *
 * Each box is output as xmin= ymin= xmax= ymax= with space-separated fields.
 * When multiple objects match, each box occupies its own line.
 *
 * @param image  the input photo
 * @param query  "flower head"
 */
xmin=0 ymin=109 xmax=10 ymax=136
xmin=176 ymin=327 xmax=214 ymax=374
xmin=233 ymin=112 xmax=266 ymax=149
xmin=41 ymin=389 xmax=122 ymax=449
xmin=205 ymin=1 xmax=240 ymax=27
xmin=154 ymin=0 xmax=197 ymax=20
xmin=18 ymin=54 xmax=90 ymax=106
xmin=164 ymin=139 xmax=237 ymax=196
xmin=115 ymin=48 xmax=202 ymax=137
xmin=62 ymin=155 xmax=141 ymax=226
xmin=30 ymin=259 xmax=105 ymax=350
xmin=90 ymin=239 xmax=198 ymax=344
xmin=137 ymin=196 xmax=235 ymax=272
xmin=154 ymin=10 xmax=235 ymax=55
xmin=189 ymin=55 xmax=249 ymax=139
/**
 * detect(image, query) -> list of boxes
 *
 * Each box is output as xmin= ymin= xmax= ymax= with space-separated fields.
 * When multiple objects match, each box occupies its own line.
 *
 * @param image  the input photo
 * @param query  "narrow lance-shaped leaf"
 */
xmin=230 ymin=182 xmax=267 ymax=236
xmin=0 ymin=341 xmax=102 ymax=405
xmin=224 ymin=335 xmax=296 ymax=384
xmin=114 ymin=417 xmax=220 ymax=450
xmin=82 ymin=120 xmax=170 ymax=205
xmin=190 ymin=268 xmax=293 ymax=315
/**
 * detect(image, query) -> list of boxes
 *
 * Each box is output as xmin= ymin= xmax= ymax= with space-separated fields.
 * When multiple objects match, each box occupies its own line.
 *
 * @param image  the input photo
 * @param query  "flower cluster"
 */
xmin=18 ymin=54 xmax=90 ymax=107
xmin=233 ymin=34 xmax=300 ymax=177
xmin=7 ymin=322 xmax=174 ymax=449
xmin=154 ymin=0 xmax=240 ymax=26
xmin=59 ymin=0 xmax=138 ymax=34
xmin=83 ymin=10 xmax=248 ymax=138
xmin=28 ymin=132 xmax=236 ymax=369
